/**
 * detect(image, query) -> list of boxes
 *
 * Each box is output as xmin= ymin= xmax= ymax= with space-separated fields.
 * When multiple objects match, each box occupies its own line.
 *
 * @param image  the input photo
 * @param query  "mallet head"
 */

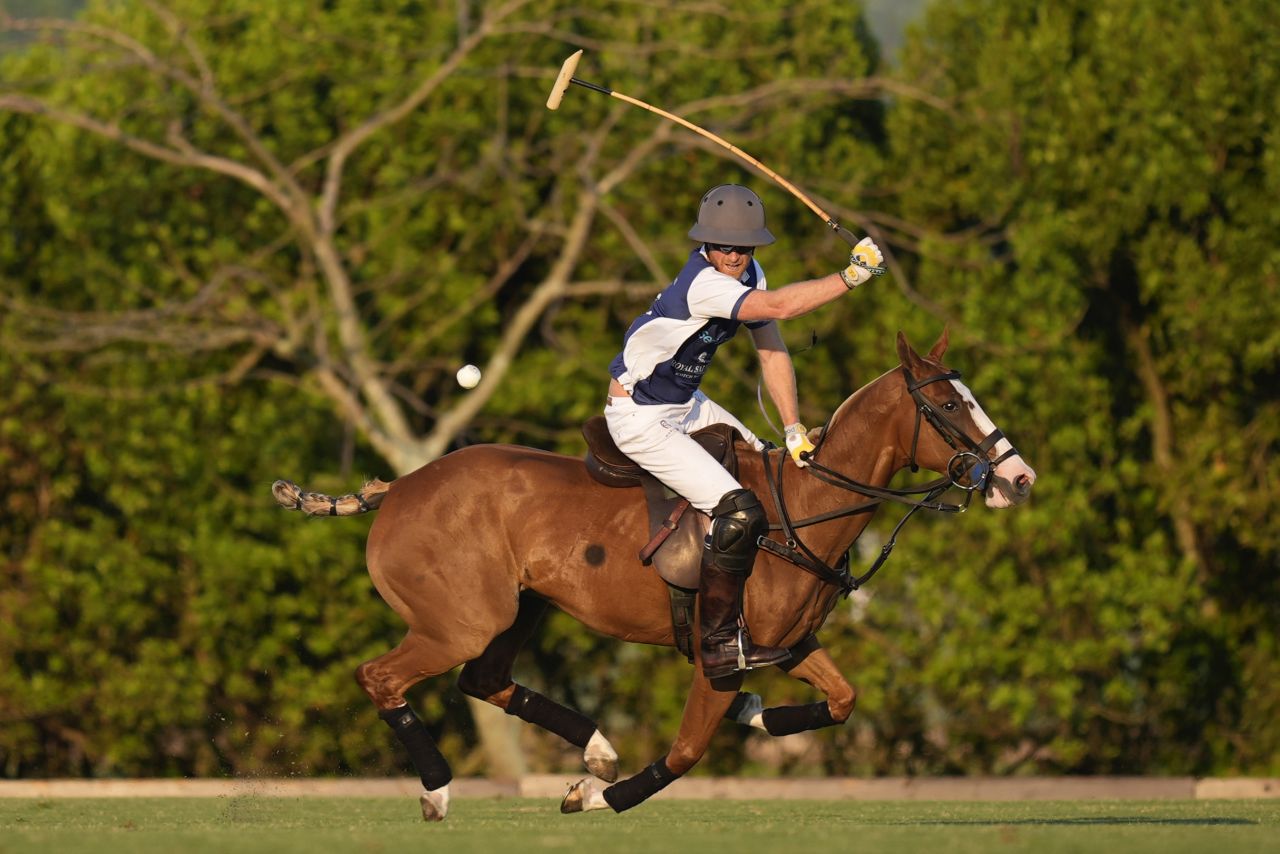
xmin=546 ymin=50 xmax=583 ymax=110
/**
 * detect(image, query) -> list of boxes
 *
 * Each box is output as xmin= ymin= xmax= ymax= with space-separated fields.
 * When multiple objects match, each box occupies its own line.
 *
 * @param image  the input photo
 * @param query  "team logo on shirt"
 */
xmin=674 ymin=361 xmax=708 ymax=377
xmin=698 ymin=330 xmax=729 ymax=344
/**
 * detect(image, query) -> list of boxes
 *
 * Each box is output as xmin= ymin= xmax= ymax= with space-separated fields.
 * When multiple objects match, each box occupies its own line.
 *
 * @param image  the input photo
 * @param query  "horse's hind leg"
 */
xmin=457 ymin=591 xmax=619 ymax=782
xmin=725 ymin=637 xmax=856 ymax=735
xmin=355 ymin=632 xmax=459 ymax=822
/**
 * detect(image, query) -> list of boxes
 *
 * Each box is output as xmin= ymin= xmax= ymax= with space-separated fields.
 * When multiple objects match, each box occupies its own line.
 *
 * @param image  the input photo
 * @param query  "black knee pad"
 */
xmin=707 ymin=489 xmax=767 ymax=571
xmin=710 ymin=487 xmax=764 ymax=519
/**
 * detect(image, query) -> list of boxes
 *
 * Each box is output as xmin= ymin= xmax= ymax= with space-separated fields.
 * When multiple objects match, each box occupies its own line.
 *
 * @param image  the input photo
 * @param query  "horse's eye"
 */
xmin=943 ymin=401 xmax=959 ymax=413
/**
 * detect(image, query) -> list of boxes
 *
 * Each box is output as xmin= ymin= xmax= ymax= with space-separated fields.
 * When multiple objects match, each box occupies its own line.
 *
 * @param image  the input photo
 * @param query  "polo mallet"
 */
xmin=546 ymin=50 xmax=886 ymax=276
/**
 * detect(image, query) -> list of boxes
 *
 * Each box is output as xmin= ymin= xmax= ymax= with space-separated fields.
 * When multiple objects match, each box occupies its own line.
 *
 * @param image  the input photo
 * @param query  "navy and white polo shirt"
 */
xmin=609 ymin=248 xmax=770 ymax=406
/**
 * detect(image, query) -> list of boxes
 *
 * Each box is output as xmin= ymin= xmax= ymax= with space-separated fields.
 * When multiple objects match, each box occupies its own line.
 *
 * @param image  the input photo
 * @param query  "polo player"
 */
xmin=604 ymin=184 xmax=884 ymax=679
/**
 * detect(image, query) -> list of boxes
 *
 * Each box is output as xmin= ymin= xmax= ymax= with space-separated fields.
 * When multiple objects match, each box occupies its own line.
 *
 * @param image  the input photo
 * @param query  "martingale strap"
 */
xmin=758 ymin=447 xmax=855 ymax=594
xmin=757 ymin=445 xmax=956 ymax=596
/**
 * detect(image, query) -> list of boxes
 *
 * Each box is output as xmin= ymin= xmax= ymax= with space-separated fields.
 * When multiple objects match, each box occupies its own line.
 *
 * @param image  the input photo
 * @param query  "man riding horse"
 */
xmin=272 ymin=185 xmax=1038 ymax=822
xmin=604 ymin=184 xmax=884 ymax=680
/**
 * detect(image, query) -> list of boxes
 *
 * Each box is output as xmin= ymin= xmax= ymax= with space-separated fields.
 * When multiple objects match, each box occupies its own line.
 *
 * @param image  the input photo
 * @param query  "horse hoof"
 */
xmin=560 ymin=777 xmax=608 ymax=814
xmin=585 ymin=754 xmax=619 ymax=783
xmin=420 ymin=790 xmax=448 ymax=822
xmin=583 ymin=730 xmax=619 ymax=782
xmin=561 ymin=780 xmax=587 ymax=814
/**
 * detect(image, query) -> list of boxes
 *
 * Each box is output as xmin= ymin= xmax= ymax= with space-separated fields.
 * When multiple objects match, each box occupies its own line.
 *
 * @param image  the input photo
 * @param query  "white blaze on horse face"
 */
xmin=954 ymin=380 xmax=1037 ymax=509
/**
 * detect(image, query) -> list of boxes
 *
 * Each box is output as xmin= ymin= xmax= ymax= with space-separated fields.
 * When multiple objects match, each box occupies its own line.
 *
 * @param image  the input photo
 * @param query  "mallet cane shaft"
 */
xmin=546 ymin=50 xmax=884 ymax=275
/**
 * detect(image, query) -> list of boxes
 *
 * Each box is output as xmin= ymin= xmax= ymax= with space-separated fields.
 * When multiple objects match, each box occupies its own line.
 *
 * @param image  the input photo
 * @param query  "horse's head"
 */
xmin=896 ymin=330 xmax=1037 ymax=509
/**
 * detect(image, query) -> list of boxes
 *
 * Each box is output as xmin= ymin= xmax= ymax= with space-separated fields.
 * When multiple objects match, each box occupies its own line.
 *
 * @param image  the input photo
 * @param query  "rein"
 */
xmin=756 ymin=365 xmax=1013 ymax=596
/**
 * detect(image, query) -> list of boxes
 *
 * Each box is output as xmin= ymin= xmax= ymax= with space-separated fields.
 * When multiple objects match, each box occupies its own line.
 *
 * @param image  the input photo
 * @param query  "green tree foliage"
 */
xmin=866 ymin=0 xmax=1280 ymax=774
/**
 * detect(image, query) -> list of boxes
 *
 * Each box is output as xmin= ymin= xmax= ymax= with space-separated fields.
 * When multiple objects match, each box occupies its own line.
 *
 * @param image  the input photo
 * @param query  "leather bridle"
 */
xmin=903 ymin=366 xmax=1019 ymax=492
xmin=757 ymin=365 xmax=1017 ymax=595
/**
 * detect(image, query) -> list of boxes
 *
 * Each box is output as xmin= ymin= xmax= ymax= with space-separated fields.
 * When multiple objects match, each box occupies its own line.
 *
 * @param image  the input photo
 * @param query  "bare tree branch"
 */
xmin=2 ymin=15 xmax=307 ymax=208
xmin=142 ymin=0 xmax=215 ymax=91
xmin=315 ymin=0 xmax=537 ymax=238
xmin=598 ymin=199 xmax=668 ymax=284
xmin=311 ymin=362 xmax=405 ymax=466
xmin=417 ymin=183 xmax=597 ymax=461
xmin=563 ymin=279 xmax=664 ymax=299
xmin=381 ymin=228 xmax=546 ymax=375
xmin=0 ymin=92 xmax=295 ymax=211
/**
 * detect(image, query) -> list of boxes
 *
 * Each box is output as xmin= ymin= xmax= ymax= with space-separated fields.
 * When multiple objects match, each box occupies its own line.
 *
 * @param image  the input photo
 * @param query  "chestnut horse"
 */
xmin=272 ymin=330 xmax=1036 ymax=820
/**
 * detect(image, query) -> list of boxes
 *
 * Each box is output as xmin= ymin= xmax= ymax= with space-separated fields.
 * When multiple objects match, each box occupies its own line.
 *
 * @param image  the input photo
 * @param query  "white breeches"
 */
xmin=603 ymin=390 xmax=764 ymax=513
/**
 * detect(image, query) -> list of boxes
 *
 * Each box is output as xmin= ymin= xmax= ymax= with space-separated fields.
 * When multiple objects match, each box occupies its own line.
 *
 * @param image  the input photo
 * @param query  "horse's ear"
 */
xmin=896 ymin=331 xmax=921 ymax=369
xmin=927 ymin=326 xmax=950 ymax=362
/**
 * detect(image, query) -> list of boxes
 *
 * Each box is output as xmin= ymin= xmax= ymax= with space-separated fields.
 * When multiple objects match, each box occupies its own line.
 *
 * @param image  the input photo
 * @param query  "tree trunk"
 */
xmin=1128 ymin=322 xmax=1207 ymax=585
xmin=466 ymin=696 xmax=527 ymax=780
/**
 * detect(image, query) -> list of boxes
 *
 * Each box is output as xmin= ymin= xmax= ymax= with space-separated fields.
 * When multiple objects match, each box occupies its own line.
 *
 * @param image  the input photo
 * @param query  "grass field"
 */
xmin=1 ymin=797 xmax=1276 ymax=854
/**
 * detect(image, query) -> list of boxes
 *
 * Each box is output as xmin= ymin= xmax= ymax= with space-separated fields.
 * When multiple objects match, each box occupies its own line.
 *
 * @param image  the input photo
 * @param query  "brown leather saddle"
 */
xmin=581 ymin=414 xmax=743 ymax=663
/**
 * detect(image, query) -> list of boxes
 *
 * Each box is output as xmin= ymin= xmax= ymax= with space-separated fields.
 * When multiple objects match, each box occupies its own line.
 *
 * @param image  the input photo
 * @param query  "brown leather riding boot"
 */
xmin=698 ymin=560 xmax=791 ymax=680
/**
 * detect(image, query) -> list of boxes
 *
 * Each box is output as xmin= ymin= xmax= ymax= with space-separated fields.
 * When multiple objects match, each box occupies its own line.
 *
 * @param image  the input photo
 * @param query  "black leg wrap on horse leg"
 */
xmin=504 ymin=685 xmax=596 ymax=749
xmin=602 ymin=759 xmax=680 ymax=813
xmin=761 ymin=701 xmax=837 ymax=737
xmin=379 ymin=705 xmax=452 ymax=791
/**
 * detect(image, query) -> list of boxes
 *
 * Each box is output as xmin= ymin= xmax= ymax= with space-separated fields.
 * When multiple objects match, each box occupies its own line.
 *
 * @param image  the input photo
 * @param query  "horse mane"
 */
xmin=812 ymin=365 xmax=903 ymax=446
xmin=818 ymin=342 xmax=955 ymax=441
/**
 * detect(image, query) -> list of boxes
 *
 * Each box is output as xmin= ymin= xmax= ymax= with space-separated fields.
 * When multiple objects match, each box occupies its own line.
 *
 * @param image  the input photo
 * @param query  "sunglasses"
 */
xmin=705 ymin=243 xmax=755 ymax=256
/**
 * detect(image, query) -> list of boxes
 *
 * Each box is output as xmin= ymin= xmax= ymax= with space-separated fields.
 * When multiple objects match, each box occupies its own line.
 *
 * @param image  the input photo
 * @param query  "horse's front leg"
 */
xmin=726 ymin=636 xmax=857 ymax=735
xmin=562 ymin=669 xmax=740 ymax=814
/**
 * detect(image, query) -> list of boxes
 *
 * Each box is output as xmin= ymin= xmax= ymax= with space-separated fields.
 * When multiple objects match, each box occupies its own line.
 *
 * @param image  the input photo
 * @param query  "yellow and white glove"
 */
xmin=839 ymin=236 xmax=885 ymax=289
xmin=784 ymin=423 xmax=816 ymax=467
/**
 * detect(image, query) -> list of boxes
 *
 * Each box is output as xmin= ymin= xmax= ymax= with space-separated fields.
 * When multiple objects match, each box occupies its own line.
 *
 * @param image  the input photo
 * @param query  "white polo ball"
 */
xmin=456 ymin=364 xmax=482 ymax=389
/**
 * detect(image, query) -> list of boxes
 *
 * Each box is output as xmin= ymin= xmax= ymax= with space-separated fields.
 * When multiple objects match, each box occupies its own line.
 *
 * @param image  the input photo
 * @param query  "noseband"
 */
xmin=756 ymin=364 xmax=1019 ymax=595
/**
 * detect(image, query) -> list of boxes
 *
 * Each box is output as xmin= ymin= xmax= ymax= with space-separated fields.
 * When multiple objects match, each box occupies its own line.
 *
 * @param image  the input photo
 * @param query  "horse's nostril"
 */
xmin=1015 ymin=474 xmax=1032 ymax=493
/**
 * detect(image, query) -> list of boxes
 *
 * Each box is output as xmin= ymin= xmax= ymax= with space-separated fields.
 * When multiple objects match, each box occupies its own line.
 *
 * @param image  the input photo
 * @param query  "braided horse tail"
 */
xmin=271 ymin=478 xmax=391 ymax=517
